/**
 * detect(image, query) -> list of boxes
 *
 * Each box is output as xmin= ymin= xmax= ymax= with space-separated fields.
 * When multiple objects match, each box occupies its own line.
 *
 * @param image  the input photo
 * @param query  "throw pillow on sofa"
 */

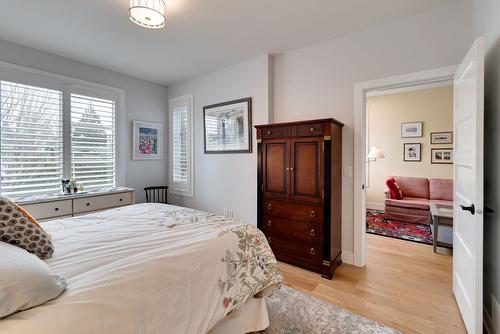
xmin=386 ymin=177 xmax=403 ymax=199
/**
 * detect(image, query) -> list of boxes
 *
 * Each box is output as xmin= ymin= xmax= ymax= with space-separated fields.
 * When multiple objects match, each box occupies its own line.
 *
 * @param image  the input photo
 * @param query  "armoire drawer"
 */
xmin=261 ymin=126 xmax=288 ymax=139
xmin=21 ymin=200 xmax=73 ymax=220
xmin=263 ymin=199 xmax=323 ymax=223
xmin=293 ymin=123 xmax=324 ymax=137
xmin=261 ymin=216 xmax=323 ymax=244
xmin=263 ymin=232 xmax=323 ymax=264
xmin=74 ymin=192 xmax=132 ymax=214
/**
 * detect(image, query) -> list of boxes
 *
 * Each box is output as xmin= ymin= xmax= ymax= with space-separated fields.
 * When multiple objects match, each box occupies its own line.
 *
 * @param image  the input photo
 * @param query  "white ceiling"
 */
xmin=0 ymin=0 xmax=458 ymax=85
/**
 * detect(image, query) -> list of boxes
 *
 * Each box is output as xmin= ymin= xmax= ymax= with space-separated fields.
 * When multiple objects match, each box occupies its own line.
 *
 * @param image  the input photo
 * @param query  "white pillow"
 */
xmin=0 ymin=241 xmax=66 ymax=318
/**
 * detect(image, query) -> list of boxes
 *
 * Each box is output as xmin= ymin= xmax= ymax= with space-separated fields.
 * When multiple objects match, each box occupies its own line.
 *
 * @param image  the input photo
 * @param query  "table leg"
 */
xmin=433 ymin=217 xmax=439 ymax=253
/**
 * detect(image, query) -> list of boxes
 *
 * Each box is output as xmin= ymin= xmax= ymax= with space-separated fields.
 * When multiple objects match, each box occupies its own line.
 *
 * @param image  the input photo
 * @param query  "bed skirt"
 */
xmin=209 ymin=297 xmax=269 ymax=334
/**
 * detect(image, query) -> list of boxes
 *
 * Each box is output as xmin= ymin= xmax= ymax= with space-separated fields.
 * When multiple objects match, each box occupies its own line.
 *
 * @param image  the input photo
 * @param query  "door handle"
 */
xmin=460 ymin=204 xmax=475 ymax=215
xmin=485 ymin=206 xmax=495 ymax=214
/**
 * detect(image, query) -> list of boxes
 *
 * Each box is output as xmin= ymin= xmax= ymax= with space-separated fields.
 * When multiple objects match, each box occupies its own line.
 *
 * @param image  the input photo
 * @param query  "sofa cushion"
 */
xmin=385 ymin=177 xmax=403 ymax=199
xmin=385 ymin=197 xmax=430 ymax=210
xmin=392 ymin=176 xmax=429 ymax=199
xmin=429 ymin=178 xmax=453 ymax=201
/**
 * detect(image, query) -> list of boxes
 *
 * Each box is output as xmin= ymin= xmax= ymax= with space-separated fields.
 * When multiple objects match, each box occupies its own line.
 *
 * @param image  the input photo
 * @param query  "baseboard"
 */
xmin=341 ymin=251 xmax=354 ymax=265
xmin=366 ymin=202 xmax=384 ymax=211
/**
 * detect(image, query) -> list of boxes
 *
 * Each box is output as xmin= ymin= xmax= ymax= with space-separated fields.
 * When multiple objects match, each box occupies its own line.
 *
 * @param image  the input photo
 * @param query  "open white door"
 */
xmin=453 ymin=37 xmax=484 ymax=334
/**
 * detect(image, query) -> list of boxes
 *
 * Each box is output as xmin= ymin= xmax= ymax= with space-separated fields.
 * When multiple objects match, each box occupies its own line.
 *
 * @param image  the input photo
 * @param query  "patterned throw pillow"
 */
xmin=385 ymin=177 xmax=403 ymax=200
xmin=0 ymin=197 xmax=54 ymax=259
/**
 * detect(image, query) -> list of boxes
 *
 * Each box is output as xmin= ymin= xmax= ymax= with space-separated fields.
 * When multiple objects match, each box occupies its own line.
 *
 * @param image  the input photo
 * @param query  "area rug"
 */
xmin=366 ymin=209 xmax=432 ymax=245
xmin=263 ymin=285 xmax=401 ymax=334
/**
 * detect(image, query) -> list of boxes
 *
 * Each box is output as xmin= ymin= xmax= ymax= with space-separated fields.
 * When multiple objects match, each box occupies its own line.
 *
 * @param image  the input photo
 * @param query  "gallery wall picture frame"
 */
xmin=431 ymin=148 xmax=453 ymax=164
xmin=403 ymin=143 xmax=422 ymax=162
xmin=133 ymin=120 xmax=163 ymax=160
xmin=430 ymin=131 xmax=453 ymax=144
xmin=401 ymin=122 xmax=423 ymax=138
xmin=203 ymin=97 xmax=252 ymax=154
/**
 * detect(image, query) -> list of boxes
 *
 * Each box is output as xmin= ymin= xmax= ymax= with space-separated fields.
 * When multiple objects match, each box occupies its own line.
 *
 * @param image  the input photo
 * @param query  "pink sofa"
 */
xmin=384 ymin=176 xmax=453 ymax=225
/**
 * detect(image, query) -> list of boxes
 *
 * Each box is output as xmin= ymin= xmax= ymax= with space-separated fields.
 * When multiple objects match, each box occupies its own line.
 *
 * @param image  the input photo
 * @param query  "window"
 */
xmin=0 ymin=65 xmax=122 ymax=198
xmin=0 ymin=81 xmax=63 ymax=197
xmin=169 ymin=94 xmax=193 ymax=197
xmin=71 ymin=94 xmax=115 ymax=189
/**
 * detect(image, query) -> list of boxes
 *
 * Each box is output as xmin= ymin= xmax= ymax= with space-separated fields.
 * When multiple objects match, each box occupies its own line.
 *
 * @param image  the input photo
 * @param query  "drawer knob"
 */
xmin=267 ymin=203 xmax=272 ymax=210
xmin=310 ymin=127 xmax=315 ymax=132
xmin=119 ymin=198 xmax=123 ymax=202
xmin=309 ymin=229 xmax=315 ymax=237
xmin=267 ymin=220 xmax=272 ymax=227
xmin=54 ymin=207 xmax=59 ymax=211
xmin=86 ymin=203 xmax=90 ymax=206
xmin=309 ymin=210 xmax=316 ymax=218
xmin=309 ymin=248 xmax=316 ymax=255
xmin=267 ymin=236 xmax=272 ymax=244
xmin=267 ymin=130 xmax=272 ymax=135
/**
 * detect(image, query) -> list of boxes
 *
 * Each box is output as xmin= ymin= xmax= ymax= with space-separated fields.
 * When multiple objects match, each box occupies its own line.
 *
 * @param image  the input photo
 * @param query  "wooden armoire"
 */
xmin=255 ymin=118 xmax=343 ymax=279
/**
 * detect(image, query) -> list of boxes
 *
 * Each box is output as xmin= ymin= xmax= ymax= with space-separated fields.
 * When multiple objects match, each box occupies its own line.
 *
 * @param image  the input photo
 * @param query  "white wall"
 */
xmin=272 ymin=1 xmax=472 ymax=260
xmin=167 ymin=55 xmax=271 ymax=224
xmin=0 ymin=39 xmax=169 ymax=203
xmin=474 ymin=0 xmax=500 ymax=332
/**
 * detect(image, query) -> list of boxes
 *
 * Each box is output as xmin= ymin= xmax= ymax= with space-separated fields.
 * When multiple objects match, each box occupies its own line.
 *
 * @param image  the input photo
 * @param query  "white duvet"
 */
xmin=0 ymin=203 xmax=282 ymax=334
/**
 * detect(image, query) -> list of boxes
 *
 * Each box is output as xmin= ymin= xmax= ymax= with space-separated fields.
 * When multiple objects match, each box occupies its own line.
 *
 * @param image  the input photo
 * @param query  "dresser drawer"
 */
xmin=263 ymin=199 xmax=323 ymax=223
xmin=74 ymin=192 xmax=132 ymax=214
xmin=262 ymin=216 xmax=322 ymax=244
xmin=293 ymin=123 xmax=324 ymax=137
xmin=263 ymin=232 xmax=323 ymax=264
xmin=21 ymin=200 xmax=73 ymax=220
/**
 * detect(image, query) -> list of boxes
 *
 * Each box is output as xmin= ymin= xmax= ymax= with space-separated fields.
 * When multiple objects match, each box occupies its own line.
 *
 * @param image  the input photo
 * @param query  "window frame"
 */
xmin=0 ymin=61 xmax=126 ymax=196
xmin=169 ymin=93 xmax=194 ymax=198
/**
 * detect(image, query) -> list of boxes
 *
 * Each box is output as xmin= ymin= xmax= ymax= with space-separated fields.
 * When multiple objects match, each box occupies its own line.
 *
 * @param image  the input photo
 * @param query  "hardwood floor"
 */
xmin=279 ymin=234 xmax=466 ymax=334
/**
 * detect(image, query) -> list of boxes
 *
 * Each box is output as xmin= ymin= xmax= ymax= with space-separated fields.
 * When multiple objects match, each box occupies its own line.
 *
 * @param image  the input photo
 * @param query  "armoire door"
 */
xmin=290 ymin=138 xmax=323 ymax=203
xmin=262 ymin=139 xmax=290 ymax=199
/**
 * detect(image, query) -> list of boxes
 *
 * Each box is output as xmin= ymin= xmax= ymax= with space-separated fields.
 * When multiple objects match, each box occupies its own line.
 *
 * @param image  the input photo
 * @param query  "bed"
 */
xmin=0 ymin=203 xmax=282 ymax=334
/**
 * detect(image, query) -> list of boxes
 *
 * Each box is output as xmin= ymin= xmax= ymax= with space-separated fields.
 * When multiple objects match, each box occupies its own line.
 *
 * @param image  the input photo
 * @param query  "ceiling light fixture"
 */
xmin=129 ymin=0 xmax=166 ymax=29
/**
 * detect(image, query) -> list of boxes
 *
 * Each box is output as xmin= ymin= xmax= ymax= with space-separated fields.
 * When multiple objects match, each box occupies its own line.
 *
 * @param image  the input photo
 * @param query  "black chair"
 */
xmin=144 ymin=186 xmax=168 ymax=204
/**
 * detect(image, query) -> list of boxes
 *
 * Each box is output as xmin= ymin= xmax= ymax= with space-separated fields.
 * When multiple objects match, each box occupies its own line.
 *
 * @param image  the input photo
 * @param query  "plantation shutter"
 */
xmin=0 ymin=81 xmax=64 ymax=197
xmin=169 ymin=94 xmax=193 ymax=196
xmin=71 ymin=93 xmax=116 ymax=189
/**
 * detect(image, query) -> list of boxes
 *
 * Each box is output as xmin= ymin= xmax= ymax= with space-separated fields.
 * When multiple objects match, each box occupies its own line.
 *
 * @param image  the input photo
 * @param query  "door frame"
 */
xmin=353 ymin=65 xmax=458 ymax=267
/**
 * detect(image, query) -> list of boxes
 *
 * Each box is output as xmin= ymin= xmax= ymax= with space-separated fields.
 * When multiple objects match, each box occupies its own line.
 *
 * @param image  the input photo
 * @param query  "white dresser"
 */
xmin=14 ymin=187 xmax=135 ymax=221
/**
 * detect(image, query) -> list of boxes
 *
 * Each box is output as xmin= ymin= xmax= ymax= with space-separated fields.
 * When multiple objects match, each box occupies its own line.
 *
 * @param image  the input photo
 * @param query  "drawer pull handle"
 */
xmin=267 ymin=237 xmax=272 ymax=244
xmin=309 ymin=248 xmax=316 ymax=255
xmin=86 ymin=203 xmax=90 ymax=206
xmin=310 ymin=127 xmax=315 ymax=132
xmin=267 ymin=130 xmax=272 ymax=135
xmin=267 ymin=203 xmax=272 ymax=210
xmin=309 ymin=210 xmax=316 ymax=218
xmin=267 ymin=220 xmax=272 ymax=227
xmin=309 ymin=229 xmax=315 ymax=237
xmin=54 ymin=208 xmax=59 ymax=211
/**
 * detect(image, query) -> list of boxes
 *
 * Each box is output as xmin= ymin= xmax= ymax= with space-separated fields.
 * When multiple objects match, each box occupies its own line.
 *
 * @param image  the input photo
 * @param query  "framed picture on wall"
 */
xmin=431 ymin=148 xmax=453 ymax=164
xmin=203 ymin=97 xmax=252 ymax=154
xmin=430 ymin=131 xmax=453 ymax=144
xmin=401 ymin=122 xmax=423 ymax=138
xmin=133 ymin=120 xmax=163 ymax=160
xmin=403 ymin=143 xmax=421 ymax=162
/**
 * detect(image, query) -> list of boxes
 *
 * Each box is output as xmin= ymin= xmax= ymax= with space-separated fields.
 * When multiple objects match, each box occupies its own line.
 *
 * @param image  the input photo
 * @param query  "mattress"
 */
xmin=0 ymin=203 xmax=282 ymax=334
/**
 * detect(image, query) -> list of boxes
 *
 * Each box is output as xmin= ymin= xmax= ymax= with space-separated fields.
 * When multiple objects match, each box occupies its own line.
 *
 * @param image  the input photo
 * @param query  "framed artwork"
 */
xmin=430 ymin=131 xmax=453 ymax=144
xmin=403 ymin=143 xmax=421 ymax=162
xmin=203 ymin=97 xmax=252 ymax=154
xmin=431 ymin=148 xmax=453 ymax=164
xmin=133 ymin=120 xmax=162 ymax=160
xmin=401 ymin=122 xmax=423 ymax=138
